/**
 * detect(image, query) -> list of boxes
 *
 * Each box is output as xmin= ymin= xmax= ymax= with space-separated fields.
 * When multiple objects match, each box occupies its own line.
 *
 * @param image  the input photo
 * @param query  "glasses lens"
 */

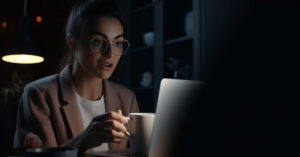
xmin=90 ymin=39 xmax=108 ymax=54
xmin=90 ymin=39 xmax=129 ymax=55
xmin=90 ymin=39 xmax=99 ymax=53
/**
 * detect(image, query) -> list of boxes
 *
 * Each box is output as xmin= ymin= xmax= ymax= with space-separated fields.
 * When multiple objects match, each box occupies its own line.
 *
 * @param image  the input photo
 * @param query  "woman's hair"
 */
xmin=65 ymin=0 xmax=127 ymax=41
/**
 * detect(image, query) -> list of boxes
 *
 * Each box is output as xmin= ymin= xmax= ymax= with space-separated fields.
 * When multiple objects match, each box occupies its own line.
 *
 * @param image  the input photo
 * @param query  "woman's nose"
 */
xmin=102 ymin=44 xmax=114 ymax=58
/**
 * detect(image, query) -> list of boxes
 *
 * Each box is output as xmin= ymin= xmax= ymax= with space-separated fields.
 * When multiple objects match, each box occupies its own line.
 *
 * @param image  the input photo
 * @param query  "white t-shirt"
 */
xmin=75 ymin=93 xmax=109 ymax=152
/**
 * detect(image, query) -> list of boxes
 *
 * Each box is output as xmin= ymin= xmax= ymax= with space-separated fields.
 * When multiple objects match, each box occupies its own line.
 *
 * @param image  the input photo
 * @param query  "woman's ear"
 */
xmin=66 ymin=35 xmax=77 ymax=51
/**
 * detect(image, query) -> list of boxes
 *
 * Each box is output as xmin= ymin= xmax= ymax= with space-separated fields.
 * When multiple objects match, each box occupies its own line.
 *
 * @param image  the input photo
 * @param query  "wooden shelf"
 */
xmin=132 ymin=3 xmax=154 ymax=14
xmin=165 ymin=36 xmax=192 ymax=45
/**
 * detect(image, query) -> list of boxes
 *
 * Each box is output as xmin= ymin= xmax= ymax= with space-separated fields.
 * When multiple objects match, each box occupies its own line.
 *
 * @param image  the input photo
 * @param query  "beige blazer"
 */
xmin=13 ymin=64 xmax=139 ymax=150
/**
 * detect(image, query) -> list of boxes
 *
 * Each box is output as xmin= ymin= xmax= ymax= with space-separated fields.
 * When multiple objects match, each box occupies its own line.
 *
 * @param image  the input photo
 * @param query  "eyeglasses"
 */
xmin=90 ymin=38 xmax=130 ymax=56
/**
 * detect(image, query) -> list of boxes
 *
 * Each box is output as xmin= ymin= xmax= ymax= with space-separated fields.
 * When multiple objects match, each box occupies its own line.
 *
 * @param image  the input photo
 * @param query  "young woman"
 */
xmin=14 ymin=0 xmax=139 ymax=153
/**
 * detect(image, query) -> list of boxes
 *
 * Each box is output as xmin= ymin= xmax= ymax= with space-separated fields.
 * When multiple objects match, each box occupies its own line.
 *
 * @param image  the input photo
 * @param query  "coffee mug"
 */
xmin=128 ymin=113 xmax=155 ymax=155
xmin=26 ymin=147 xmax=78 ymax=157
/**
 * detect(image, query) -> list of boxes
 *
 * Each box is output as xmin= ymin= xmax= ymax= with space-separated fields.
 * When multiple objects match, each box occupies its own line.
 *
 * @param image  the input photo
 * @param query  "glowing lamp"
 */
xmin=1 ymin=0 xmax=44 ymax=64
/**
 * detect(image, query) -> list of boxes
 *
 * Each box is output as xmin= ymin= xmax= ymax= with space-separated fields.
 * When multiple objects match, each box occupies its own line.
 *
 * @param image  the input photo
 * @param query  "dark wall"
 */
xmin=172 ymin=0 xmax=299 ymax=156
xmin=206 ymin=0 xmax=251 ymax=76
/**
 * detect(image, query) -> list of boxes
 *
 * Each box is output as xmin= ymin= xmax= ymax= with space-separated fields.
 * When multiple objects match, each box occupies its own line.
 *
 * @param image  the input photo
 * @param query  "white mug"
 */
xmin=128 ymin=113 xmax=155 ymax=154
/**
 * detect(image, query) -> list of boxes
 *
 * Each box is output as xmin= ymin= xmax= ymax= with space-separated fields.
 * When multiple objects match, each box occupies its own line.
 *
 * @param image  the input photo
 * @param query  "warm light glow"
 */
xmin=36 ymin=16 xmax=42 ymax=23
xmin=1 ymin=21 xmax=7 ymax=28
xmin=2 ymin=54 xmax=44 ymax=64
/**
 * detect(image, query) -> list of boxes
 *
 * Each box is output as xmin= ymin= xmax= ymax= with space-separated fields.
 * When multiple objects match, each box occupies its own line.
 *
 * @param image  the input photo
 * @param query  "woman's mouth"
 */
xmin=99 ymin=62 xmax=113 ymax=71
xmin=103 ymin=63 xmax=112 ymax=67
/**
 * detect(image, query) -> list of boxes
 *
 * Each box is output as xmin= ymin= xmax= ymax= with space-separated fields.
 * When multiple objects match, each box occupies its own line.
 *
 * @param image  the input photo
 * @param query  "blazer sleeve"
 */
xmin=130 ymin=91 xmax=140 ymax=113
xmin=14 ymin=84 xmax=57 ymax=150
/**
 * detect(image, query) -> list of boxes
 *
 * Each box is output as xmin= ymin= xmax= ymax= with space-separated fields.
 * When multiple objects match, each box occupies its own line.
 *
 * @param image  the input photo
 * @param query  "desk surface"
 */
xmin=6 ymin=149 xmax=147 ymax=157
xmin=85 ymin=149 xmax=147 ymax=157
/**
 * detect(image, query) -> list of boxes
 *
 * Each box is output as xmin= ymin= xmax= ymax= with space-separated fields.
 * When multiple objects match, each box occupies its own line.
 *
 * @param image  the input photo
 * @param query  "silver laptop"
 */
xmin=148 ymin=78 xmax=206 ymax=157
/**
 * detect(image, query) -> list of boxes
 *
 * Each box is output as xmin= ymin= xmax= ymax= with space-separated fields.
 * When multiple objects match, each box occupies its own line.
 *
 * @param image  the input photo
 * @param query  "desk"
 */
xmin=6 ymin=149 xmax=147 ymax=157
xmin=84 ymin=149 xmax=147 ymax=157
xmin=7 ymin=154 xmax=146 ymax=157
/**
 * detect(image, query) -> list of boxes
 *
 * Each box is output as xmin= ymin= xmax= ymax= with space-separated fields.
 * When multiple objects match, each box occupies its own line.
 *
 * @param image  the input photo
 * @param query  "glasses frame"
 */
xmin=89 ymin=39 xmax=130 ymax=56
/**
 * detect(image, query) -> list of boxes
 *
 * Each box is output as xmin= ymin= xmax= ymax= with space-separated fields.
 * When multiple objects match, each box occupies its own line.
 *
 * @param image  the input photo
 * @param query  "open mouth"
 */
xmin=103 ymin=63 xmax=113 ymax=67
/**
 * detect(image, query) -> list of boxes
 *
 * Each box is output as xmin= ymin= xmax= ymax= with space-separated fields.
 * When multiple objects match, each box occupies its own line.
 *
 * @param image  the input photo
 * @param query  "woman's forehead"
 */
xmin=89 ymin=16 xmax=124 ymax=33
xmin=85 ymin=16 xmax=123 ymax=36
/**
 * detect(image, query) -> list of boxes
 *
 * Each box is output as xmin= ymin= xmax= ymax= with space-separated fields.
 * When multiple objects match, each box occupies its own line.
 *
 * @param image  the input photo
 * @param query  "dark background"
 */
xmin=174 ymin=0 xmax=300 ymax=156
xmin=1 ymin=0 xmax=299 ymax=156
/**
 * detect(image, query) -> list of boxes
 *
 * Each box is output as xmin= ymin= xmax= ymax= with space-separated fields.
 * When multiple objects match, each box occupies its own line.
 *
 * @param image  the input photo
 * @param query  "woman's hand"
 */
xmin=23 ymin=133 xmax=42 ymax=149
xmin=63 ymin=109 xmax=129 ymax=152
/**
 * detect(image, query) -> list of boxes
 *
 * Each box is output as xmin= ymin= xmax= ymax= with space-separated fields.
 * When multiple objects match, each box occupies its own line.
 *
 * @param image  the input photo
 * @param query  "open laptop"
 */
xmin=87 ymin=78 xmax=206 ymax=157
xmin=148 ymin=78 xmax=206 ymax=157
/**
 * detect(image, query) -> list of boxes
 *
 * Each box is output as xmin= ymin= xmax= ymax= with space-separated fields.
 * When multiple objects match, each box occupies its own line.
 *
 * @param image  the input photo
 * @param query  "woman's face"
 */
xmin=74 ymin=16 xmax=124 ymax=79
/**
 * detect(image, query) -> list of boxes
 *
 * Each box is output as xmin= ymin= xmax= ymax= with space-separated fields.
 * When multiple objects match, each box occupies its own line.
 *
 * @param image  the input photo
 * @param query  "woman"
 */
xmin=13 ymin=0 xmax=139 ymax=153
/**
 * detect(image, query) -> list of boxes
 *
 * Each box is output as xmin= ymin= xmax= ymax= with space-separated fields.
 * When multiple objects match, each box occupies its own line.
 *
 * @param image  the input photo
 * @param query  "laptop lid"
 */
xmin=149 ymin=78 xmax=206 ymax=157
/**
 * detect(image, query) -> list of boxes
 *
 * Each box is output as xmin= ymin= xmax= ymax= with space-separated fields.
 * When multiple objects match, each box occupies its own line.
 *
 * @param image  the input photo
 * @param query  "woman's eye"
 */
xmin=115 ymin=41 xmax=123 ymax=47
xmin=91 ymin=39 xmax=103 ymax=47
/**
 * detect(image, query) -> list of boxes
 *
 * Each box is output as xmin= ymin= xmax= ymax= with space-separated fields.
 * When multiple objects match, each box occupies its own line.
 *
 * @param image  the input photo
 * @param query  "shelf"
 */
xmin=131 ymin=6 xmax=154 ymax=47
xmin=165 ymin=36 xmax=192 ymax=45
xmin=163 ymin=0 xmax=192 ymax=40
xmin=131 ymin=50 xmax=153 ymax=87
xmin=132 ymin=3 xmax=154 ymax=14
xmin=132 ymin=46 xmax=153 ymax=53
xmin=125 ymin=0 xmax=202 ymax=112
xmin=132 ymin=86 xmax=154 ymax=91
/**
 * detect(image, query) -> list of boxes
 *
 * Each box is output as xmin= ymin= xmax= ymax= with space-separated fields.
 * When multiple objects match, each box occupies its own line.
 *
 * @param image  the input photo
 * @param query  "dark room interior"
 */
xmin=0 ymin=0 xmax=299 ymax=156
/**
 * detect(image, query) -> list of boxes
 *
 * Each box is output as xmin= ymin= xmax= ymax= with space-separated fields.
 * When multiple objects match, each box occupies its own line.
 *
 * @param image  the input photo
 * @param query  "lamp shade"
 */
xmin=1 ymin=16 xmax=44 ymax=64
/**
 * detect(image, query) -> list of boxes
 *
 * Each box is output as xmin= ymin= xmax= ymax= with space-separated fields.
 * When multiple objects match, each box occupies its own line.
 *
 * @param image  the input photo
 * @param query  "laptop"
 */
xmin=148 ymin=78 xmax=206 ymax=157
xmin=87 ymin=78 xmax=206 ymax=157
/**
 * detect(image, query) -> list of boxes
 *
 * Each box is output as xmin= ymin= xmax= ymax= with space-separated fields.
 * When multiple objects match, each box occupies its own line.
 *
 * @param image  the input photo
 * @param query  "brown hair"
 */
xmin=65 ymin=0 xmax=127 ymax=41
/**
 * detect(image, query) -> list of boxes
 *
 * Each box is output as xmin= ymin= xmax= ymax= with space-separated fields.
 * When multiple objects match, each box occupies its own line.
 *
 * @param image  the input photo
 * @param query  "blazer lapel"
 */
xmin=103 ymin=80 xmax=122 ymax=113
xmin=103 ymin=80 xmax=123 ymax=150
xmin=59 ymin=64 xmax=84 ymax=138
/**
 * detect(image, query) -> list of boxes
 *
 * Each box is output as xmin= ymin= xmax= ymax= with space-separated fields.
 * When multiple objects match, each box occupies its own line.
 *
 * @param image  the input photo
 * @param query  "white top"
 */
xmin=76 ymin=93 xmax=109 ymax=152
